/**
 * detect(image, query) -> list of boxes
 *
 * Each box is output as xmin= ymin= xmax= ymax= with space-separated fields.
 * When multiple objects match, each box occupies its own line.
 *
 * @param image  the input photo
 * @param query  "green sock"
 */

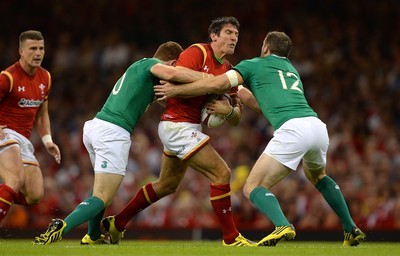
xmin=62 ymin=196 xmax=105 ymax=235
xmin=250 ymin=186 xmax=290 ymax=226
xmin=87 ymin=208 xmax=105 ymax=240
xmin=315 ymin=176 xmax=355 ymax=232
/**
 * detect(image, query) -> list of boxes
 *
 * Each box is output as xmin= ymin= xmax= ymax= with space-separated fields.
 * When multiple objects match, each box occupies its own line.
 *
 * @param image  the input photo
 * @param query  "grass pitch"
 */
xmin=0 ymin=240 xmax=399 ymax=256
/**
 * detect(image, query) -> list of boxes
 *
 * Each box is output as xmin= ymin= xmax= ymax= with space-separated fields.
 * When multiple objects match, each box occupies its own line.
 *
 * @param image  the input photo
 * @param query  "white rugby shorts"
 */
xmin=158 ymin=121 xmax=210 ymax=160
xmin=264 ymin=116 xmax=329 ymax=170
xmin=83 ymin=118 xmax=131 ymax=176
xmin=0 ymin=128 xmax=39 ymax=166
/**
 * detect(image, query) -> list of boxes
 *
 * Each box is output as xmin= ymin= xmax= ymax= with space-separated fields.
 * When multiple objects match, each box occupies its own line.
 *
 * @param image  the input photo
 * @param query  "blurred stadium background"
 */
xmin=0 ymin=0 xmax=399 ymax=242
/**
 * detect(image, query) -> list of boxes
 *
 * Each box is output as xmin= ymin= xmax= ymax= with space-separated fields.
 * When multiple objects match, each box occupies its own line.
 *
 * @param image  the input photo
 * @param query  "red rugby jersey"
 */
xmin=0 ymin=62 xmax=51 ymax=138
xmin=161 ymin=44 xmax=237 ymax=123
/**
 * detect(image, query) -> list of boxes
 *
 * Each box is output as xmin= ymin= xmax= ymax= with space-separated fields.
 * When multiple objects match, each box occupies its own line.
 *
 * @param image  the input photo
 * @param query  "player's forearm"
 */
xmin=35 ymin=104 xmax=52 ymax=138
xmin=154 ymin=74 xmax=231 ymax=100
xmin=172 ymin=67 xmax=205 ymax=83
xmin=238 ymin=87 xmax=261 ymax=113
xmin=176 ymin=77 xmax=230 ymax=97
xmin=35 ymin=114 xmax=51 ymax=137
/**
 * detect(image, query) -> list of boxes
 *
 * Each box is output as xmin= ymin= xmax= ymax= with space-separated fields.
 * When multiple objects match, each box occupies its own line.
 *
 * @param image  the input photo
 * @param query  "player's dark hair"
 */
xmin=19 ymin=30 xmax=44 ymax=47
xmin=265 ymin=31 xmax=292 ymax=57
xmin=153 ymin=41 xmax=183 ymax=61
xmin=208 ymin=16 xmax=240 ymax=42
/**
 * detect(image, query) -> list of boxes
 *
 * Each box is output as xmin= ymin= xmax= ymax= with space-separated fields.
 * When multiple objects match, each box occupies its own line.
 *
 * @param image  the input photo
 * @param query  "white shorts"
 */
xmin=83 ymin=118 xmax=131 ymax=176
xmin=264 ymin=116 xmax=329 ymax=170
xmin=0 ymin=128 xmax=39 ymax=166
xmin=158 ymin=121 xmax=210 ymax=160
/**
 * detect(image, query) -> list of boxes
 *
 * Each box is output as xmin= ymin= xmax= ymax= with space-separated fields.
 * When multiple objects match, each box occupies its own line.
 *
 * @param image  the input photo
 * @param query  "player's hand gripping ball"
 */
xmin=201 ymin=93 xmax=232 ymax=128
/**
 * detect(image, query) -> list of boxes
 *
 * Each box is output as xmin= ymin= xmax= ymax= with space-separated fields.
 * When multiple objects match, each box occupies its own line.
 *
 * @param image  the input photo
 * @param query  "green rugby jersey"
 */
xmin=234 ymin=55 xmax=317 ymax=130
xmin=96 ymin=58 xmax=161 ymax=133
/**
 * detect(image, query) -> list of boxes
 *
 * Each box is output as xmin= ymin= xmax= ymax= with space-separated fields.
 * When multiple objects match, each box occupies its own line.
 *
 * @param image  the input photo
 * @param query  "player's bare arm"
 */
xmin=150 ymin=63 xmax=204 ymax=83
xmin=154 ymin=70 xmax=243 ymax=100
xmin=238 ymin=85 xmax=262 ymax=113
xmin=35 ymin=100 xmax=61 ymax=164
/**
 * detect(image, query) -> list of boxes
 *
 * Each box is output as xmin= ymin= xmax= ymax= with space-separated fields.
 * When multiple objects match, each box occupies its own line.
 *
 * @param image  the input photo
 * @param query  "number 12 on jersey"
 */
xmin=277 ymin=70 xmax=303 ymax=93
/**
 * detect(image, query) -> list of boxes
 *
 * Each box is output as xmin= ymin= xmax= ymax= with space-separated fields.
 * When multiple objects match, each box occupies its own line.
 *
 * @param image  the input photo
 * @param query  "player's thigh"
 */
xmin=187 ymin=143 xmax=230 ymax=184
xmin=92 ymin=172 xmax=124 ymax=206
xmin=244 ymin=153 xmax=291 ymax=197
xmin=153 ymin=155 xmax=188 ymax=196
xmin=0 ymin=145 xmax=24 ymax=188
xmin=22 ymin=164 xmax=44 ymax=204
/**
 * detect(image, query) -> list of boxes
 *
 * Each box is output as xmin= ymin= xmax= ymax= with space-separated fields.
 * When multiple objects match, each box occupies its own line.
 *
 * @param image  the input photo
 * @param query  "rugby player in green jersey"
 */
xmin=155 ymin=31 xmax=366 ymax=247
xmin=34 ymin=41 xmax=207 ymax=245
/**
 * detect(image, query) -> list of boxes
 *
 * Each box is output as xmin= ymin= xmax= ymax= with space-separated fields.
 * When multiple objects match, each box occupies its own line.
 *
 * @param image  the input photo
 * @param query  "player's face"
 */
xmin=19 ymin=39 xmax=45 ymax=69
xmin=212 ymin=24 xmax=239 ymax=57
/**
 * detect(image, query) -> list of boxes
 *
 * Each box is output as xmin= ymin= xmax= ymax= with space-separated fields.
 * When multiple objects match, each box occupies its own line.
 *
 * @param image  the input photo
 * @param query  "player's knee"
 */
xmin=25 ymin=190 xmax=44 ymax=205
xmin=26 ymin=196 xmax=42 ymax=205
xmin=242 ymin=182 xmax=253 ymax=199
xmin=304 ymin=166 xmax=326 ymax=185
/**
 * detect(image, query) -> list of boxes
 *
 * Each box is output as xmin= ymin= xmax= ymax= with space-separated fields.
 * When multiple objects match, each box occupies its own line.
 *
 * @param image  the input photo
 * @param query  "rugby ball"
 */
xmin=201 ymin=94 xmax=232 ymax=128
xmin=201 ymin=109 xmax=226 ymax=128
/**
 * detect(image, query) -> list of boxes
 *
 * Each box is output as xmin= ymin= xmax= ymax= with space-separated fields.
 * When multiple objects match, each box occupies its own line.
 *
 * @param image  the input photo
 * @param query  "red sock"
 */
xmin=114 ymin=183 xmax=159 ymax=231
xmin=210 ymin=183 xmax=239 ymax=244
xmin=0 ymin=184 xmax=17 ymax=224
xmin=1 ymin=184 xmax=29 ymax=206
xmin=14 ymin=192 xmax=28 ymax=206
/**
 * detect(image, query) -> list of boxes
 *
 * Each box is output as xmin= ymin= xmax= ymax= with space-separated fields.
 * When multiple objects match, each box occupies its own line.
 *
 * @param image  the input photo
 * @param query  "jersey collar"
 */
xmin=213 ymin=51 xmax=224 ymax=64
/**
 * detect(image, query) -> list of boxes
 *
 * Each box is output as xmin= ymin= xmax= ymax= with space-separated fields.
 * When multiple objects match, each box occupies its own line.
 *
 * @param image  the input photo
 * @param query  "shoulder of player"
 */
xmin=37 ymin=66 xmax=50 ymax=74
xmin=184 ymin=43 xmax=209 ymax=56
xmin=35 ymin=66 xmax=52 ymax=82
xmin=140 ymin=57 xmax=161 ymax=68
xmin=2 ymin=62 xmax=19 ymax=74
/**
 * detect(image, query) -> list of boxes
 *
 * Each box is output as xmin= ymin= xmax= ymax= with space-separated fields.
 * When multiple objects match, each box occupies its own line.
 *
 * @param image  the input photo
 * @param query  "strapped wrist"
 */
xmin=41 ymin=134 xmax=53 ymax=145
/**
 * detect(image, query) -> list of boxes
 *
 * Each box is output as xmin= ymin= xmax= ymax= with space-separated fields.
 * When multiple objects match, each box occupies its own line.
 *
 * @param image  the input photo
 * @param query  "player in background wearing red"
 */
xmin=0 ymin=30 xmax=61 ymax=225
xmin=103 ymin=17 xmax=253 ymax=246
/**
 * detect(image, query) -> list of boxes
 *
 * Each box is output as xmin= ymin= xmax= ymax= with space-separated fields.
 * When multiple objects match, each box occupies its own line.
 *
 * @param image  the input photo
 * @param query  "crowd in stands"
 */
xmin=1 ymin=0 xmax=400 ymax=233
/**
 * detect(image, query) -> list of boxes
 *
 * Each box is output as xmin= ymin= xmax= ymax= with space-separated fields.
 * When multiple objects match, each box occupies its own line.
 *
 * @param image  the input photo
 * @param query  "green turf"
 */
xmin=0 ymin=240 xmax=399 ymax=256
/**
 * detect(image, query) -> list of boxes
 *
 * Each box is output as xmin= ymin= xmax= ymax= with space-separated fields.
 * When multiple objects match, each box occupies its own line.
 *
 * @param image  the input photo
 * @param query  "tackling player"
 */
xmin=33 ymin=41 xmax=207 ymax=245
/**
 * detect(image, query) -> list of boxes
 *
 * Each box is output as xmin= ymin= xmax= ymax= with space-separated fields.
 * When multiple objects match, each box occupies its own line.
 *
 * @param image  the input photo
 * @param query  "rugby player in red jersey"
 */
xmin=0 ymin=30 xmax=61 ymax=225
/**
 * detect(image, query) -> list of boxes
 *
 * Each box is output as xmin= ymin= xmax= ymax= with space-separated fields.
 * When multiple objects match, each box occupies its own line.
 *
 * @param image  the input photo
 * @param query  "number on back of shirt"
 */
xmin=277 ymin=70 xmax=302 ymax=93
xmin=112 ymin=73 xmax=127 ymax=95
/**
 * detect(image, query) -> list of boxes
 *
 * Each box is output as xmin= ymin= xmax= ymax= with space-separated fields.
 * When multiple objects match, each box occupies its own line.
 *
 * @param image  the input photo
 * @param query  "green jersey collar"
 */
xmin=214 ymin=52 xmax=224 ymax=64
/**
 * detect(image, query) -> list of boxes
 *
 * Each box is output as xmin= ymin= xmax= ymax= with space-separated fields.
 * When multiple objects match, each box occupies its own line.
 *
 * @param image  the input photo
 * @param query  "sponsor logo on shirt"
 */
xmin=18 ymin=98 xmax=43 ymax=107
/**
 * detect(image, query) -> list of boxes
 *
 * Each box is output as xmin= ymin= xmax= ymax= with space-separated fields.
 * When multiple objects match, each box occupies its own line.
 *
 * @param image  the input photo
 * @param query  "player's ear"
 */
xmin=261 ymin=43 xmax=269 ymax=56
xmin=169 ymin=60 xmax=177 ymax=67
xmin=210 ymin=33 xmax=218 ymax=42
